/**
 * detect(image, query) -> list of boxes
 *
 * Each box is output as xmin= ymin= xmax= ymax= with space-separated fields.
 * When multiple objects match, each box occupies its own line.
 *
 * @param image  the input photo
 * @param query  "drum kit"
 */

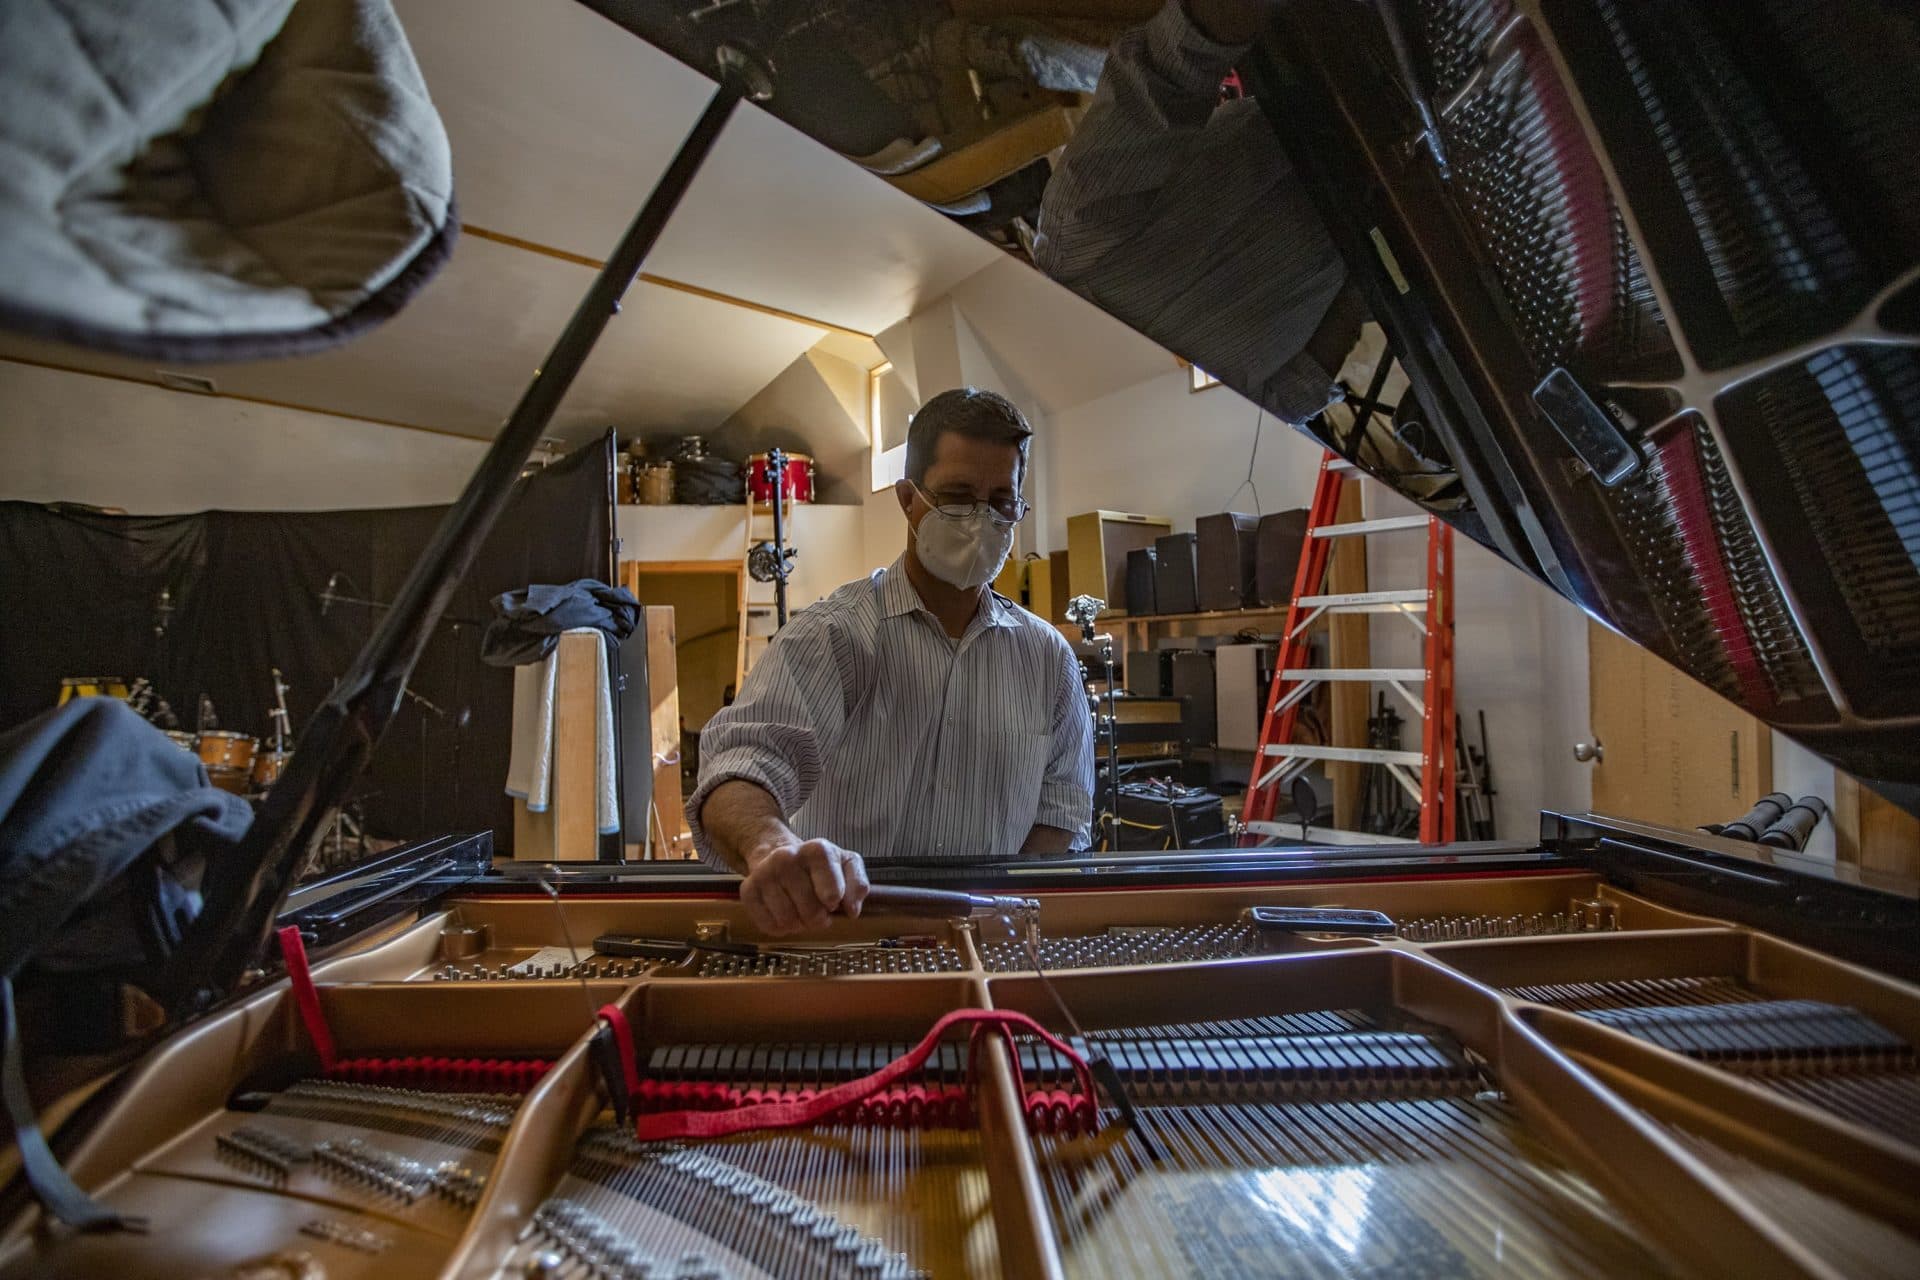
xmin=68 ymin=667 xmax=376 ymax=873
xmin=130 ymin=668 xmax=296 ymax=798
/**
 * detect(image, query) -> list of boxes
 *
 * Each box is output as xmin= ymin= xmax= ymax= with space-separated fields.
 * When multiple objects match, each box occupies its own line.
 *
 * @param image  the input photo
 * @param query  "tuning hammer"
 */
xmin=862 ymin=885 xmax=1039 ymax=923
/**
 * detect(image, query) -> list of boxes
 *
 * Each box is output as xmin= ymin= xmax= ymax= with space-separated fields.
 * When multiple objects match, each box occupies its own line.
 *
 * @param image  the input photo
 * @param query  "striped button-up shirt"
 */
xmin=1033 ymin=0 xmax=1350 ymax=423
xmin=690 ymin=558 xmax=1094 ymax=864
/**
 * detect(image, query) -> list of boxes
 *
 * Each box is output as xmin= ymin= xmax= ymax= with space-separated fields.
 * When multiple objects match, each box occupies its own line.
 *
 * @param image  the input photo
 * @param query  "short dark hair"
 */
xmin=904 ymin=387 xmax=1032 ymax=487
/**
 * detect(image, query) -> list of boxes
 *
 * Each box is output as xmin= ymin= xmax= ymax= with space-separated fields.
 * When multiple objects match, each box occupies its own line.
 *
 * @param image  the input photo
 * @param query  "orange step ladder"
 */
xmin=1240 ymin=451 xmax=1456 ymax=843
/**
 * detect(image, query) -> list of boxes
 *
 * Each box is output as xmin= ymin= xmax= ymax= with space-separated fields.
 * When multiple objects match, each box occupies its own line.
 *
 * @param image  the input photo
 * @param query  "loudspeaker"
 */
xmin=1196 ymin=512 xmax=1259 ymax=611
xmin=1254 ymin=509 xmax=1310 ymax=605
xmin=1068 ymin=510 xmax=1173 ymax=613
xmin=1127 ymin=648 xmax=1173 ymax=697
xmin=1028 ymin=550 xmax=1071 ymax=624
xmin=1153 ymin=532 xmax=1198 ymax=615
xmin=1169 ymin=649 xmax=1217 ymax=745
xmin=1125 ymin=546 xmax=1158 ymax=616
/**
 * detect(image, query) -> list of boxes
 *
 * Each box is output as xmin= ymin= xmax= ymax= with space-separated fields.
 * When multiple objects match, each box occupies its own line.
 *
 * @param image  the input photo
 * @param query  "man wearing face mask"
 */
xmin=690 ymin=388 xmax=1094 ymax=936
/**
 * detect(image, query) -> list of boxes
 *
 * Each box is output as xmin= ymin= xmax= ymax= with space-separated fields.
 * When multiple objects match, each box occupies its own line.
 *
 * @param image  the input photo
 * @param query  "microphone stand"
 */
xmin=319 ymin=577 xmax=487 ymax=630
xmin=1066 ymin=594 xmax=1121 ymax=852
xmin=769 ymin=447 xmax=790 ymax=627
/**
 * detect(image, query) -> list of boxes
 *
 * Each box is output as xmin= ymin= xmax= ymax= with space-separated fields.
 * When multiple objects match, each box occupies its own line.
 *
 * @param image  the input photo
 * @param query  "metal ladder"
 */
xmin=1240 ymin=450 xmax=1456 ymax=843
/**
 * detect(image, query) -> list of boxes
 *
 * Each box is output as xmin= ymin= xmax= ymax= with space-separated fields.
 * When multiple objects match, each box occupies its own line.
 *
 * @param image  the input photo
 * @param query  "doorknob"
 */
xmin=1573 ymin=739 xmax=1604 ymax=763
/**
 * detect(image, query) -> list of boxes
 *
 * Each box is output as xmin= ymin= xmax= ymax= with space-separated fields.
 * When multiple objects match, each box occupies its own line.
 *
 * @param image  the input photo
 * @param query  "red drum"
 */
xmin=745 ymin=452 xmax=814 ymax=505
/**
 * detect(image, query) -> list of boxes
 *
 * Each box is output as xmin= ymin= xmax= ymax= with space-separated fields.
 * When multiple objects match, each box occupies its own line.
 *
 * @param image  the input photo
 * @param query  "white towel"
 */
xmin=504 ymin=628 xmax=618 ymax=834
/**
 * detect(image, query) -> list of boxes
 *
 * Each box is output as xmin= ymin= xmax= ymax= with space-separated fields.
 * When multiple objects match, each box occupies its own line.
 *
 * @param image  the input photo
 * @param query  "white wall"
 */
xmin=1037 ymin=368 xmax=1326 ymax=550
xmin=617 ymin=504 xmax=869 ymax=610
xmin=865 ymin=296 xmax=1069 ymax=565
xmin=1771 ymin=731 xmax=1838 ymax=860
xmin=0 ymin=361 xmax=486 ymax=512
xmin=705 ymin=349 xmax=872 ymax=505
xmin=1362 ymin=483 xmax=1595 ymax=842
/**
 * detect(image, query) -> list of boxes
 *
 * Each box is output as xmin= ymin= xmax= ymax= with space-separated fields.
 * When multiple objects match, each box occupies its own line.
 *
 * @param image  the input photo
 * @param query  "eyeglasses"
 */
xmin=911 ymin=482 xmax=1030 ymax=525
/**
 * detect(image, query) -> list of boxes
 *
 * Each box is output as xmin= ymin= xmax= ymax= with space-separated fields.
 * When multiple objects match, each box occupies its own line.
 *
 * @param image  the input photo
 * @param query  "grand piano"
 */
xmin=4 ymin=2 xmax=1918 ymax=1277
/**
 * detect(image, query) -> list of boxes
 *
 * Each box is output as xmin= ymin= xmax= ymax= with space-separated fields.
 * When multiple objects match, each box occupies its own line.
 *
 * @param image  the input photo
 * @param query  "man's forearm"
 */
xmin=1020 ymin=823 xmax=1078 ymax=856
xmin=698 ymin=779 xmax=797 ymax=874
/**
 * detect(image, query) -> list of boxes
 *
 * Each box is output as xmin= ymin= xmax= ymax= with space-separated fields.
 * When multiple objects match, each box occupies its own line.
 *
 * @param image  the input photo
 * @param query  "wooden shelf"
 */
xmin=1055 ymin=605 xmax=1288 ymax=631
xmin=1114 ymin=606 xmax=1288 ymax=625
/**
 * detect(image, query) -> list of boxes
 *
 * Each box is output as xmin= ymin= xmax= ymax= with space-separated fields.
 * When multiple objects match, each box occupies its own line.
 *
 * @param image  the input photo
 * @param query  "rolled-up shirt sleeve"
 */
xmin=1035 ymin=641 xmax=1096 ymax=848
xmin=687 ymin=611 xmax=850 ymax=866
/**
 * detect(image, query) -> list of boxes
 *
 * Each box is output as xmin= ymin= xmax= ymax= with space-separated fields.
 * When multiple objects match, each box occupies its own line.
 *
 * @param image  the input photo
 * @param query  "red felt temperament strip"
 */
xmin=633 ymin=1009 xmax=1095 ymax=1141
xmin=276 ymin=925 xmax=336 ymax=1071
xmin=598 ymin=1003 xmax=642 ymax=1099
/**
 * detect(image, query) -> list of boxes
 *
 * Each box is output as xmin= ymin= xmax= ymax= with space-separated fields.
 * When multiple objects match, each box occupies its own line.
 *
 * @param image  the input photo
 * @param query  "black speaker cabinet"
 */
xmin=1153 ymin=532 xmax=1198 ymax=615
xmin=1254 ymin=509 xmax=1310 ymax=606
xmin=1196 ymin=512 xmax=1259 ymax=611
xmin=1169 ymin=649 xmax=1217 ymax=745
xmin=1114 ymin=783 xmax=1227 ymax=850
xmin=1127 ymin=648 xmax=1174 ymax=697
xmin=1125 ymin=546 xmax=1158 ymax=615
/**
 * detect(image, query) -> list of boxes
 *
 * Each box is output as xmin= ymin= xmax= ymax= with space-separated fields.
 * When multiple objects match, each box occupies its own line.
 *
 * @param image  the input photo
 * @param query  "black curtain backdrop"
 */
xmin=0 ymin=437 xmax=613 ymax=850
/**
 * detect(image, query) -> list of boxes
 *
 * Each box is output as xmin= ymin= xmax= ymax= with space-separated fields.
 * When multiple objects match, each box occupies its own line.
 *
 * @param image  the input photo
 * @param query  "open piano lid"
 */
xmin=573 ymin=0 xmax=1920 ymax=806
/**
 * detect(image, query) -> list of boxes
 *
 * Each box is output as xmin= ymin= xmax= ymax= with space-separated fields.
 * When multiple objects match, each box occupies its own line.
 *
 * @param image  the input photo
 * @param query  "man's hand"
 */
xmin=740 ymin=837 xmax=871 ymax=936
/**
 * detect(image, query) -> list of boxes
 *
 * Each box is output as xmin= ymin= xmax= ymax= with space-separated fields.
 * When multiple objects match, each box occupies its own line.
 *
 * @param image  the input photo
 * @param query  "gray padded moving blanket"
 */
xmin=0 ymin=0 xmax=455 ymax=360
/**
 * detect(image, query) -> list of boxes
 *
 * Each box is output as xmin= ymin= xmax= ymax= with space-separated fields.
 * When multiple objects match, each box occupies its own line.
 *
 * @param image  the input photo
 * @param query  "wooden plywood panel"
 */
xmin=1328 ymin=482 xmax=1371 ymax=831
xmin=1834 ymin=772 xmax=1920 ymax=877
xmin=1588 ymin=621 xmax=1772 ymax=829
xmin=646 ymin=605 xmax=692 ymax=859
xmin=620 ymin=563 xmax=695 ymax=860
xmin=511 ymin=631 xmax=602 ymax=861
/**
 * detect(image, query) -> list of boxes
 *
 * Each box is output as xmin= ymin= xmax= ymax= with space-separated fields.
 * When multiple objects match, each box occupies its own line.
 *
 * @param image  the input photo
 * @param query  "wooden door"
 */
xmin=1586 ymin=621 xmax=1772 ymax=829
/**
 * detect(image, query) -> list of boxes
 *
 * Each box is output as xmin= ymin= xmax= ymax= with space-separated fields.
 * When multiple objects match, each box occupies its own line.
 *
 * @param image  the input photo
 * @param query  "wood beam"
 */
xmin=0 ymin=354 xmax=485 ymax=444
xmin=1327 ymin=480 xmax=1371 ymax=831
xmin=459 ymin=223 xmax=875 ymax=341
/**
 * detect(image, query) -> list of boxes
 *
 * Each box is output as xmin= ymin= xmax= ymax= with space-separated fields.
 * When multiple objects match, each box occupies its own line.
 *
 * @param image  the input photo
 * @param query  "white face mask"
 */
xmin=913 ymin=506 xmax=1015 ymax=590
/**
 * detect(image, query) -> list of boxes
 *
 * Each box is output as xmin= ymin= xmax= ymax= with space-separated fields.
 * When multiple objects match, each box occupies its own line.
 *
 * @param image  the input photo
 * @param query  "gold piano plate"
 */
xmin=7 ymin=879 xmax=1917 ymax=1278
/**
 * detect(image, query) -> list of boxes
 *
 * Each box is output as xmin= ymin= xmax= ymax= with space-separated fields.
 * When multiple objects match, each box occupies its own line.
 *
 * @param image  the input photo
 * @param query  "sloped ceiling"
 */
xmin=0 ymin=0 xmax=1000 ymax=445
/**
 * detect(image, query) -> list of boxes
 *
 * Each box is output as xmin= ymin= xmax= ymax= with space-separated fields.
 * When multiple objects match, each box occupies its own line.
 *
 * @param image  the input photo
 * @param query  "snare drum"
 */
xmin=746 ymin=452 xmax=814 ymax=505
xmin=197 ymin=730 xmax=256 ymax=774
xmin=164 ymin=730 xmax=198 ymax=754
xmin=251 ymin=750 xmax=291 ymax=791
